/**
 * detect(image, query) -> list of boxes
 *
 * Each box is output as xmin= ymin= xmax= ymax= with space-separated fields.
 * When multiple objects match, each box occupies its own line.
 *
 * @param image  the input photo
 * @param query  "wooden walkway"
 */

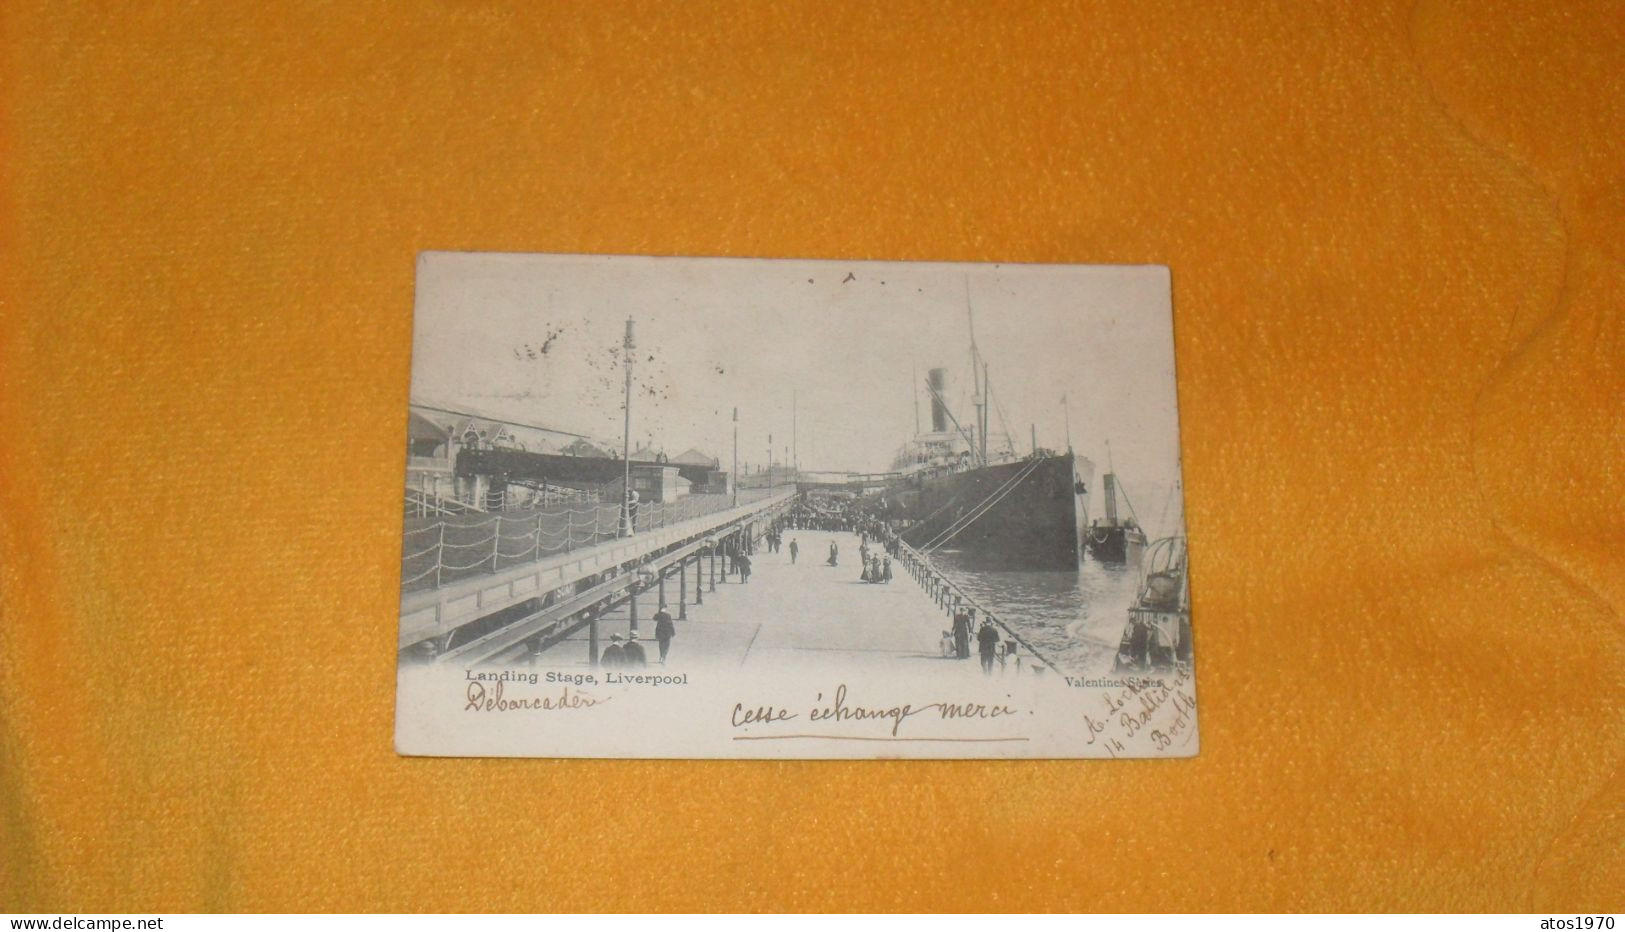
xmin=544 ymin=529 xmax=979 ymax=674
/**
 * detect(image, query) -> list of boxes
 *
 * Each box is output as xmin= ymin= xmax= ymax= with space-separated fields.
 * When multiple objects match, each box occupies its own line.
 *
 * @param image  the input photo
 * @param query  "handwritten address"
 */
xmin=1082 ymin=667 xmax=1196 ymax=757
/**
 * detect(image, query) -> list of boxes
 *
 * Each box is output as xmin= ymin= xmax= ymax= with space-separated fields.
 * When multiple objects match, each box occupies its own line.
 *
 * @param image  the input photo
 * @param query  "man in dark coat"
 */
xmin=789 ymin=539 xmax=799 ymax=564
xmin=827 ymin=542 xmax=838 ymax=566
xmin=600 ymin=633 xmax=626 ymax=669
xmin=622 ymin=632 xmax=648 ymax=668
xmin=977 ymin=621 xmax=1001 ymax=675
xmin=951 ymin=608 xmax=973 ymax=660
xmin=736 ymin=552 xmax=752 ymax=583
xmin=653 ymin=605 xmax=676 ymax=663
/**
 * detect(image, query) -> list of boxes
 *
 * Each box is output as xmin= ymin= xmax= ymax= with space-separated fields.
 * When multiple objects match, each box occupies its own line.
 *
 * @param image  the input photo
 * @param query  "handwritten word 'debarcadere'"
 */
xmin=465 ymin=679 xmax=606 ymax=712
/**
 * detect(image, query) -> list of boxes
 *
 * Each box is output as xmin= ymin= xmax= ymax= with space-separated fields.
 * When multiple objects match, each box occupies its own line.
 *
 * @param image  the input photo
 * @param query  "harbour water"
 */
xmin=931 ymin=550 xmax=1142 ymax=674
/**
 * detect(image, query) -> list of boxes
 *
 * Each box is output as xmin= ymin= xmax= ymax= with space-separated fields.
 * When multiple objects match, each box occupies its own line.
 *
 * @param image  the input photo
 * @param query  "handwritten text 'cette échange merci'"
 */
xmin=730 ymin=683 xmax=1021 ymax=738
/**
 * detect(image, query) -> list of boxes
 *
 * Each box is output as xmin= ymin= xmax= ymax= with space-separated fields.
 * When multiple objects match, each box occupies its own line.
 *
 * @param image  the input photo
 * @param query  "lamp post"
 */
xmin=621 ymin=317 xmax=635 ymax=537
xmin=768 ymin=433 xmax=773 ymax=495
xmin=731 ymin=407 xmax=739 ymax=508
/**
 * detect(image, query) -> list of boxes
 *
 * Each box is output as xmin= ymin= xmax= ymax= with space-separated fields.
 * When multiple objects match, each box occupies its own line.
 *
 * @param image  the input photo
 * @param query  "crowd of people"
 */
xmin=856 ymin=536 xmax=893 ymax=584
xmin=785 ymin=498 xmax=866 ymax=533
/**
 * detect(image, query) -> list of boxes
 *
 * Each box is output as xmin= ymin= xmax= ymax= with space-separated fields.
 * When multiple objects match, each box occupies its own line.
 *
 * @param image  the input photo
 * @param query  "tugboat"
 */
xmin=1084 ymin=472 xmax=1147 ymax=565
xmin=1113 ymin=536 xmax=1192 ymax=673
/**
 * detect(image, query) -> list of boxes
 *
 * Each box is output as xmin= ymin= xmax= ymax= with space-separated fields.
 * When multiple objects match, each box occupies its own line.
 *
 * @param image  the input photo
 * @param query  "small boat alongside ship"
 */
xmin=1113 ymin=535 xmax=1192 ymax=673
xmin=1084 ymin=471 xmax=1147 ymax=565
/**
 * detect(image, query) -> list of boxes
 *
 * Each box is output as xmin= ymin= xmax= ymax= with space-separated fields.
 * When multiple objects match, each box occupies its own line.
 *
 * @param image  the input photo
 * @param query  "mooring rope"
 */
xmin=921 ymin=456 xmax=1046 ymax=552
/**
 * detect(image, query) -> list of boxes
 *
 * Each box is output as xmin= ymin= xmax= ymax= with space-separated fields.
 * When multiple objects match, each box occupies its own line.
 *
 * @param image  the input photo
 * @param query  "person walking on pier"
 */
xmin=737 ymin=552 xmax=753 ymax=583
xmin=622 ymin=632 xmax=648 ymax=668
xmin=882 ymin=556 xmax=893 ymax=583
xmin=952 ymin=607 xmax=973 ymax=659
xmin=600 ymin=633 xmax=626 ymax=669
xmin=977 ymin=620 xmax=1000 ymax=675
xmin=827 ymin=542 xmax=839 ymax=566
xmin=789 ymin=538 xmax=799 ymax=564
xmin=653 ymin=605 xmax=675 ymax=663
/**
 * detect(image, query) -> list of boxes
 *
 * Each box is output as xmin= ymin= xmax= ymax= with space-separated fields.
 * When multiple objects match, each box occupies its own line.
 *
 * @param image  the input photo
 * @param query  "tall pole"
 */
xmin=792 ymin=390 xmax=798 ymax=475
xmin=732 ymin=407 xmax=739 ymax=507
xmin=1031 ymin=423 xmax=1037 ymax=456
xmin=768 ymin=434 xmax=773 ymax=495
xmin=621 ymin=317 xmax=635 ymax=537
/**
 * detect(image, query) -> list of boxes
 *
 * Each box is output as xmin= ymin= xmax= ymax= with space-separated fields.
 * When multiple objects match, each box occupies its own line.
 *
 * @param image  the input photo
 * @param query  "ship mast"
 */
xmin=965 ymin=275 xmax=988 ymax=467
xmin=981 ymin=361 xmax=990 ymax=465
xmin=911 ymin=362 xmax=921 ymax=436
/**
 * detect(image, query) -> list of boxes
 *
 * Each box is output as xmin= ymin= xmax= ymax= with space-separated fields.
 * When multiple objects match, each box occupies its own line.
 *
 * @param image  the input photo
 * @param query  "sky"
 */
xmin=411 ymin=253 xmax=1186 ymax=536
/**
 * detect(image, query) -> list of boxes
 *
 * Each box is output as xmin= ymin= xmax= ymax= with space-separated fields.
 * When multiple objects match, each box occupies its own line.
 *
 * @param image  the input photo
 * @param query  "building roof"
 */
xmin=671 ymin=447 xmax=719 ymax=467
xmin=408 ymin=411 xmax=450 ymax=443
xmin=409 ymin=401 xmax=593 ymax=442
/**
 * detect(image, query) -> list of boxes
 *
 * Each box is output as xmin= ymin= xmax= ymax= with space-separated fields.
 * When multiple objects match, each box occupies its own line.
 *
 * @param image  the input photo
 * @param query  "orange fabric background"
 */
xmin=1 ymin=0 xmax=1620 ymax=913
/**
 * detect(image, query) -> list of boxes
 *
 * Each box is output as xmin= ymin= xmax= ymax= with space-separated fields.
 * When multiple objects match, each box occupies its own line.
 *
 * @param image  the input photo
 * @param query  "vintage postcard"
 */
xmin=395 ymin=253 xmax=1195 ymax=759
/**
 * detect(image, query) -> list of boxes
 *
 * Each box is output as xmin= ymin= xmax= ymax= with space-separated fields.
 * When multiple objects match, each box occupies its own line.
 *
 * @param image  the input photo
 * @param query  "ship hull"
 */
xmin=881 ymin=452 xmax=1094 ymax=569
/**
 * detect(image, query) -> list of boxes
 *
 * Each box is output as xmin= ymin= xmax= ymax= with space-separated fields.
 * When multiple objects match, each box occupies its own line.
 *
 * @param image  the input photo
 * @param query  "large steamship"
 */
xmin=875 ymin=365 xmax=1095 ymax=570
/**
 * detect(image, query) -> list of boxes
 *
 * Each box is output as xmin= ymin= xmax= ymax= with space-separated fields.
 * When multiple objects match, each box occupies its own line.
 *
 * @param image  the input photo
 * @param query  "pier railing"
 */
xmin=403 ymin=487 xmax=485 ymax=518
xmin=401 ymin=488 xmax=779 ymax=593
xmin=890 ymin=534 xmax=1065 ymax=677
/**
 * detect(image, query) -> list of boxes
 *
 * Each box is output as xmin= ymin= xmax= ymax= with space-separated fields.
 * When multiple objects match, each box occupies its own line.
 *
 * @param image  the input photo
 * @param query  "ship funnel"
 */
xmin=927 ymin=368 xmax=949 ymax=433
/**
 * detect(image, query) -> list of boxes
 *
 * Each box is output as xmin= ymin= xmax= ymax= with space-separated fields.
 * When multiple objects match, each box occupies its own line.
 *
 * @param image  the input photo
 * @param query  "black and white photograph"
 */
xmin=395 ymin=252 xmax=1196 ymax=759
